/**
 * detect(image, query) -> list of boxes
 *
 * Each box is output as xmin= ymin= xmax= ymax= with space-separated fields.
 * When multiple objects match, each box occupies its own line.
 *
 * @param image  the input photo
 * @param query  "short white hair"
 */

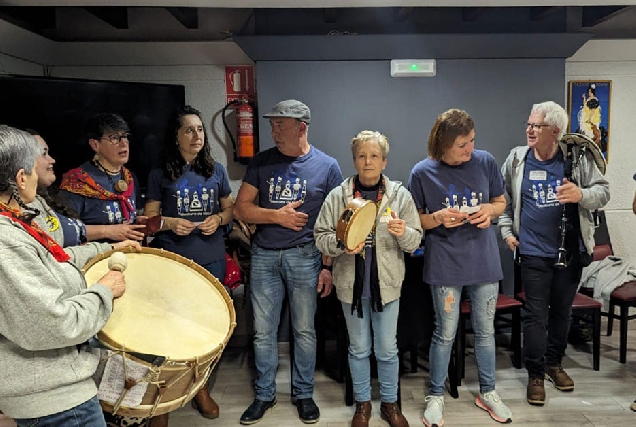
xmin=531 ymin=101 xmax=569 ymax=140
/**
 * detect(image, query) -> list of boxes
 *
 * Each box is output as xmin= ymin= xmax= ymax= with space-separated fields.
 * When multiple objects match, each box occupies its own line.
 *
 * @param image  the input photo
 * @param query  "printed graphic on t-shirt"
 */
xmin=527 ymin=173 xmax=560 ymax=208
xmin=441 ymin=184 xmax=483 ymax=214
xmin=101 ymin=200 xmax=137 ymax=224
xmin=267 ymin=175 xmax=307 ymax=204
xmin=175 ymin=180 xmax=215 ymax=217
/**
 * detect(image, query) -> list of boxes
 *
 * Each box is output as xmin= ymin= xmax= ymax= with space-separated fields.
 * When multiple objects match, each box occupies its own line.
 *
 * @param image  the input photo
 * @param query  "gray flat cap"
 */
xmin=262 ymin=99 xmax=311 ymax=124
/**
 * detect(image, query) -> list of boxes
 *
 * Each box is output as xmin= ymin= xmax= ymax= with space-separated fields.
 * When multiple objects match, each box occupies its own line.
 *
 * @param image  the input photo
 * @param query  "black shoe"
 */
xmin=240 ymin=398 xmax=277 ymax=425
xmin=295 ymin=398 xmax=320 ymax=424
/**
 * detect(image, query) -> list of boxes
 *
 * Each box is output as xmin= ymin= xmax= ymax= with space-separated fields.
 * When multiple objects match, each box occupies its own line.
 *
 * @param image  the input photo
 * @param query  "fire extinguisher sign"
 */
xmin=225 ymin=65 xmax=256 ymax=104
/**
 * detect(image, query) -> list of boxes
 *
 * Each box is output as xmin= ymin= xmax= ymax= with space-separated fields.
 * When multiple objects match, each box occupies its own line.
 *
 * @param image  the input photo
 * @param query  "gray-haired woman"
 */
xmin=0 ymin=125 xmax=126 ymax=427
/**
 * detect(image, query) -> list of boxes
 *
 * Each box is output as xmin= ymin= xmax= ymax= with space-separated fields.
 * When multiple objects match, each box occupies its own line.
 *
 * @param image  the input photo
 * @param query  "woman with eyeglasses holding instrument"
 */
xmin=0 ymin=125 xmax=127 ymax=427
xmin=142 ymin=105 xmax=234 ymax=426
xmin=408 ymin=109 xmax=512 ymax=427
xmin=59 ymin=113 xmax=146 ymax=243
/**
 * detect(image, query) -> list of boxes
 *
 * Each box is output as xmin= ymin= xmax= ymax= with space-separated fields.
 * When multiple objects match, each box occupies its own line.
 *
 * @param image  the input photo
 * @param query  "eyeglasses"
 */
xmin=101 ymin=133 xmax=131 ymax=145
xmin=525 ymin=122 xmax=552 ymax=131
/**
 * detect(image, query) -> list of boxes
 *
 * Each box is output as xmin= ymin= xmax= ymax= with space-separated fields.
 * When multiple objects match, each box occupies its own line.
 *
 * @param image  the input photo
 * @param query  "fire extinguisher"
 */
xmin=222 ymin=98 xmax=258 ymax=165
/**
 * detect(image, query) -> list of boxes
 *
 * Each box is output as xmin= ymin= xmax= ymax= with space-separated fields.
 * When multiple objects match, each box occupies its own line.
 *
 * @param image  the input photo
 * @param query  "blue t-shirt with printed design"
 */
xmin=518 ymin=150 xmax=565 ymax=257
xmin=41 ymin=209 xmax=87 ymax=247
xmin=59 ymin=162 xmax=140 ymax=228
xmin=146 ymin=163 xmax=232 ymax=265
xmin=243 ymin=145 xmax=343 ymax=249
xmin=408 ymin=149 xmax=505 ymax=286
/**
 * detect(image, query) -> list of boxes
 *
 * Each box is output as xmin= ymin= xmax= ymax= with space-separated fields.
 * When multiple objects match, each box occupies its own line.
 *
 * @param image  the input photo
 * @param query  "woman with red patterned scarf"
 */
xmin=59 ymin=113 xmax=146 ymax=243
xmin=0 ymin=125 xmax=127 ymax=426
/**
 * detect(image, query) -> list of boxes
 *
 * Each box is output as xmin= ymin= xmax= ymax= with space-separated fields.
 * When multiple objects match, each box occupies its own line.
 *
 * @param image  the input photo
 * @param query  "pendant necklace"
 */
xmin=93 ymin=159 xmax=128 ymax=193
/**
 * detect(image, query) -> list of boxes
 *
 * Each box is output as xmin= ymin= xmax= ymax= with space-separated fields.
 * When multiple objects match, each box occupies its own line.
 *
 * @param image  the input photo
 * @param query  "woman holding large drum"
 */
xmin=314 ymin=130 xmax=422 ymax=427
xmin=0 ymin=125 xmax=126 ymax=426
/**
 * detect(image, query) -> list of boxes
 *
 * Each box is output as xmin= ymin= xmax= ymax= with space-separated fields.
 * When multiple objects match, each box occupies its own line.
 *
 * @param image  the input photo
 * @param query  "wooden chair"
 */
xmin=590 ymin=243 xmax=636 ymax=364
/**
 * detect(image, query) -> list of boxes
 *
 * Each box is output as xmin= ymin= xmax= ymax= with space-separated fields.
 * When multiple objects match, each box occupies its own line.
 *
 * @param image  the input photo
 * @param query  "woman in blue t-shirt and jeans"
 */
xmin=408 ymin=109 xmax=512 ymax=427
xmin=144 ymin=105 xmax=233 ymax=426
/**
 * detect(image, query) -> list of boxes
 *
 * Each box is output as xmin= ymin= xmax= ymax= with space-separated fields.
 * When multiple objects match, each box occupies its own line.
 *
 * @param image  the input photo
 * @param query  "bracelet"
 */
xmin=217 ymin=213 xmax=223 ymax=225
xmin=321 ymin=264 xmax=333 ymax=272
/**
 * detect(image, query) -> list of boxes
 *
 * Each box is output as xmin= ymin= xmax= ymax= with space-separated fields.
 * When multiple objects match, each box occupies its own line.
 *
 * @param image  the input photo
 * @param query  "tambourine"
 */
xmin=336 ymin=198 xmax=377 ymax=251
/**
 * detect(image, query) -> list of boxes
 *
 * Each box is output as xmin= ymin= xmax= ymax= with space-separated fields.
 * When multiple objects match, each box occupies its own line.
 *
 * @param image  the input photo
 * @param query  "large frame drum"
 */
xmin=83 ymin=247 xmax=236 ymax=417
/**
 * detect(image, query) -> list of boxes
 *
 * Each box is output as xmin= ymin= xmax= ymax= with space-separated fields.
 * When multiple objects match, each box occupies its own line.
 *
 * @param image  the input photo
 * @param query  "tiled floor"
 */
xmin=1 ymin=318 xmax=635 ymax=427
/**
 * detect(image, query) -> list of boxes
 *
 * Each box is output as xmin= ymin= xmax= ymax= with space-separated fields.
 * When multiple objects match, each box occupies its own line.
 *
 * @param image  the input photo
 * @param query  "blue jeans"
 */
xmin=15 ymin=396 xmax=106 ymax=427
xmin=250 ymin=242 xmax=320 ymax=401
xmin=429 ymin=282 xmax=498 ymax=395
xmin=520 ymin=254 xmax=581 ymax=377
xmin=342 ymin=299 xmax=400 ymax=403
xmin=202 ymin=257 xmax=226 ymax=283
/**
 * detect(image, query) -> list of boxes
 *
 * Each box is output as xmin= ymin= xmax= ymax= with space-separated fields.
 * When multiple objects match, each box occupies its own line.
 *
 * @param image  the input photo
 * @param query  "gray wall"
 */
xmin=256 ymin=58 xmax=565 ymax=183
xmin=256 ymin=58 xmax=566 ymax=294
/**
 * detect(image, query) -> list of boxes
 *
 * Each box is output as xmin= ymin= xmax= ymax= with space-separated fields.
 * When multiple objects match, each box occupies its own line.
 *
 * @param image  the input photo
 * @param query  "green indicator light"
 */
xmin=410 ymin=64 xmax=418 ymax=70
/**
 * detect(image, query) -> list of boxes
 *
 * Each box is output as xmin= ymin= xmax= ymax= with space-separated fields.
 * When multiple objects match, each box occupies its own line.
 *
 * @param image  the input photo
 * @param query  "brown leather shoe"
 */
xmin=380 ymin=401 xmax=409 ymax=427
xmin=148 ymin=413 xmax=169 ymax=427
xmin=192 ymin=387 xmax=220 ymax=419
xmin=352 ymin=401 xmax=372 ymax=427
xmin=545 ymin=365 xmax=574 ymax=391
xmin=527 ymin=377 xmax=546 ymax=406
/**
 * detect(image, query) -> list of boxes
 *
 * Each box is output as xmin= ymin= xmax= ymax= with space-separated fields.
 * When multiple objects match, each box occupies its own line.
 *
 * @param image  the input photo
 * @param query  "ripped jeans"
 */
xmin=428 ymin=282 xmax=498 ymax=395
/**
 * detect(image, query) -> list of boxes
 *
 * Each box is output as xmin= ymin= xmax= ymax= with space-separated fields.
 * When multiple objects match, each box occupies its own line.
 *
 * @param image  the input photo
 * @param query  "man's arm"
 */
xmin=233 ymin=183 xmax=279 ymax=225
xmin=233 ymin=182 xmax=307 ymax=230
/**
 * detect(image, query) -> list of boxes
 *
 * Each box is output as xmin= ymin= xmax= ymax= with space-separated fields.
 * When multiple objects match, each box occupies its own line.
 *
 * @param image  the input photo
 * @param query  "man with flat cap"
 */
xmin=234 ymin=99 xmax=343 ymax=425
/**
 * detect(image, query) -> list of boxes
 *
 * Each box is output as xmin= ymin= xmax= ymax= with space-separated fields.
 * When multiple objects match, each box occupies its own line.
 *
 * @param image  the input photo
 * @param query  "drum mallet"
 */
xmin=108 ymin=252 xmax=128 ymax=272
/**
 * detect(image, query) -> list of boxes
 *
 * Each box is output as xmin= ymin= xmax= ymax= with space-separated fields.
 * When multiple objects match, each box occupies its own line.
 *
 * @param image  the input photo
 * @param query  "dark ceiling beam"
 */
xmin=84 ymin=6 xmax=128 ymax=29
xmin=166 ymin=7 xmax=198 ymax=29
xmin=462 ymin=7 xmax=482 ymax=22
xmin=395 ymin=7 xmax=413 ymax=23
xmin=323 ymin=8 xmax=337 ymax=24
xmin=0 ymin=6 xmax=56 ymax=31
xmin=582 ymin=6 xmax=628 ymax=27
xmin=530 ymin=6 xmax=562 ymax=21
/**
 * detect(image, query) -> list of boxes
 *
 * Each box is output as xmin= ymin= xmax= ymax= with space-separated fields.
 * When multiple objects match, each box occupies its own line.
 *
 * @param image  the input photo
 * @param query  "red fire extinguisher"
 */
xmin=222 ymin=98 xmax=257 ymax=165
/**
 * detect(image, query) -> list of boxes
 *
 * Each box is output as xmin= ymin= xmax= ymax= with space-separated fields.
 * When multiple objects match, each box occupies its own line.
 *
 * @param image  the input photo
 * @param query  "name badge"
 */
xmin=379 ymin=207 xmax=391 ymax=223
xmin=529 ymin=170 xmax=547 ymax=181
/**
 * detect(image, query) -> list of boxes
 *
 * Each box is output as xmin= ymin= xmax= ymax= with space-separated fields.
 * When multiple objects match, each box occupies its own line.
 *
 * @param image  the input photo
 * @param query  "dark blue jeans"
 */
xmin=15 ymin=396 xmax=106 ymax=427
xmin=249 ymin=242 xmax=320 ymax=401
xmin=520 ymin=254 xmax=582 ymax=378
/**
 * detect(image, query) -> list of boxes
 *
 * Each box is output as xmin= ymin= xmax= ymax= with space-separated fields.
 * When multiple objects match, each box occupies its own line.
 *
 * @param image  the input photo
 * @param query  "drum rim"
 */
xmin=336 ymin=198 xmax=377 ymax=251
xmin=82 ymin=247 xmax=237 ymax=361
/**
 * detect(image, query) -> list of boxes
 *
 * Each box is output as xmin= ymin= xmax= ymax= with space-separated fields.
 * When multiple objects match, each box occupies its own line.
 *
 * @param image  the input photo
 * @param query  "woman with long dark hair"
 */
xmin=143 ymin=105 xmax=233 ymax=425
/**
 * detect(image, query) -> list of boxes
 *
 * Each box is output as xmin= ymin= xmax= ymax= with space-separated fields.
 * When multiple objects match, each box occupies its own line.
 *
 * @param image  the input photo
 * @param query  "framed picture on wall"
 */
xmin=567 ymin=80 xmax=612 ymax=161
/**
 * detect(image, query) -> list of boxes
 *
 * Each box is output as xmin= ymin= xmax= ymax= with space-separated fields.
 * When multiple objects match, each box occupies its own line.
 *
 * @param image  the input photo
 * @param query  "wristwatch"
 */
xmin=217 ymin=213 xmax=223 ymax=225
xmin=321 ymin=264 xmax=333 ymax=272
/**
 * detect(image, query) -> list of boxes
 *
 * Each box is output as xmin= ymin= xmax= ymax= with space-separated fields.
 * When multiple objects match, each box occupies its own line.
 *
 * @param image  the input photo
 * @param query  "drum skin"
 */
xmin=83 ymin=247 xmax=236 ymax=417
xmin=336 ymin=198 xmax=377 ymax=251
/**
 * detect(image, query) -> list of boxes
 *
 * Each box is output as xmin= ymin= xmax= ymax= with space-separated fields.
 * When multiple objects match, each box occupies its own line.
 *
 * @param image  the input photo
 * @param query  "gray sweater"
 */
xmin=0 ymin=214 xmax=114 ymax=418
xmin=314 ymin=176 xmax=423 ymax=305
xmin=498 ymin=143 xmax=610 ymax=255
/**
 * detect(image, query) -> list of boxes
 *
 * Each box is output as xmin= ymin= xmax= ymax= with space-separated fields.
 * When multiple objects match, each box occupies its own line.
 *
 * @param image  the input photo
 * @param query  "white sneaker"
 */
xmin=475 ymin=390 xmax=512 ymax=424
xmin=423 ymin=395 xmax=445 ymax=427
